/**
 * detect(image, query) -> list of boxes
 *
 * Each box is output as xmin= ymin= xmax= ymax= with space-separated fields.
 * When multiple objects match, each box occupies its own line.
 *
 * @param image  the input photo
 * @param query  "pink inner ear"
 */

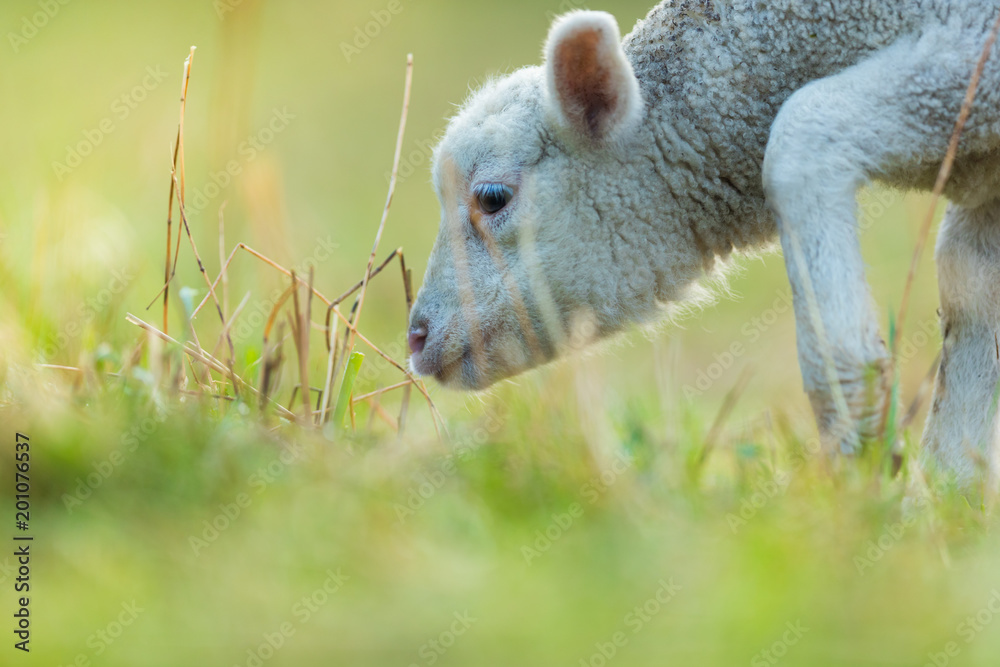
xmin=554 ymin=28 xmax=616 ymax=137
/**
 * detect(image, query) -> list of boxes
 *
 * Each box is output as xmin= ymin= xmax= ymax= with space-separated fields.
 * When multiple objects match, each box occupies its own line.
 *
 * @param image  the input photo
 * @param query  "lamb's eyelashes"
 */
xmin=468 ymin=182 xmax=517 ymax=231
xmin=473 ymin=183 xmax=514 ymax=214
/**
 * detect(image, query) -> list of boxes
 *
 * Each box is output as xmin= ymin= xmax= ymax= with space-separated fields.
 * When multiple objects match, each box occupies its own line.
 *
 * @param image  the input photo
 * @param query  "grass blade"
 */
xmin=332 ymin=350 xmax=365 ymax=431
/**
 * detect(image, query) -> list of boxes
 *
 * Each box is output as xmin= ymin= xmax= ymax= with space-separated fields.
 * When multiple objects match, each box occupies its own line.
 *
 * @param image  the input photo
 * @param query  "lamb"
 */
xmin=406 ymin=1 xmax=1000 ymax=490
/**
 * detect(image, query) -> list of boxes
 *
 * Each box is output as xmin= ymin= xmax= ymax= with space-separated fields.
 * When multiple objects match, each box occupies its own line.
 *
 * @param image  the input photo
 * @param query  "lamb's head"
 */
xmin=408 ymin=10 xmax=654 ymax=390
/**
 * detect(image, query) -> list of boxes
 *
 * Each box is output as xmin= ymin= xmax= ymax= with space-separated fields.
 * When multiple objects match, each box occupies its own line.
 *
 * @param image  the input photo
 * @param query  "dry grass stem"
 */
xmin=126 ymin=312 xmax=296 ymax=421
xmin=901 ymin=354 xmax=942 ymax=431
xmin=318 ymin=315 xmax=340 ymax=426
xmin=133 ymin=52 xmax=437 ymax=437
xmin=218 ymin=201 xmax=230 ymax=319
xmin=161 ymin=46 xmax=196 ymax=335
xmin=353 ymin=380 xmax=414 ymax=404
xmin=349 ymin=54 xmax=414 ymax=352
xmin=697 ymin=366 xmax=755 ymax=469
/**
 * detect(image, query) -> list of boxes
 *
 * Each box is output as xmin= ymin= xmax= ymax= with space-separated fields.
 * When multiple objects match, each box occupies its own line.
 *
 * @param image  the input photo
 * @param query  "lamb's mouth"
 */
xmin=429 ymin=351 xmax=467 ymax=387
xmin=410 ymin=331 xmax=509 ymax=391
xmin=411 ymin=320 xmax=556 ymax=391
xmin=434 ymin=344 xmax=494 ymax=391
xmin=410 ymin=334 xmax=481 ymax=389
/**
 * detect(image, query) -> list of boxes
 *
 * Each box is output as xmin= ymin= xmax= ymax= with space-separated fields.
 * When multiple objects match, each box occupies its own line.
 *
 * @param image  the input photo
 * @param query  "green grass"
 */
xmin=3 ymin=363 xmax=1000 ymax=666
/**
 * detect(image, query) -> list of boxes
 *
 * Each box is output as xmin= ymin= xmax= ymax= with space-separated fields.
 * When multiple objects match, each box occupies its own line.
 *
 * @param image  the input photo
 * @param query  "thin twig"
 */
xmin=126 ymin=312 xmax=296 ymax=420
xmin=329 ymin=306 xmax=443 ymax=436
xmin=901 ymin=353 xmax=942 ymax=431
xmin=184 ymin=238 xmax=438 ymax=429
xmin=259 ymin=323 xmax=286 ymax=415
xmin=399 ymin=250 xmax=414 ymax=434
xmin=697 ymin=366 xmax=755 ymax=468
xmin=361 ymin=397 xmax=399 ymax=431
xmin=318 ymin=314 xmax=340 ymax=425
xmin=191 ymin=243 xmax=331 ymax=317
xmin=212 ymin=290 xmax=252 ymax=366
xmin=264 ymin=284 xmax=296 ymax=342
xmin=348 ymin=54 xmax=413 ymax=351
xmin=353 ymin=380 xmax=414 ymax=404
xmin=324 ymin=248 xmax=401 ymax=347
xmin=218 ymin=201 xmax=230 ymax=320
xmin=171 ymin=171 xmax=237 ymax=378
xmin=298 ymin=269 xmax=315 ymax=420
xmin=38 ymin=364 xmax=94 ymax=374
xmin=211 ymin=290 xmax=253 ymax=398
xmin=162 ymin=46 xmax=196 ymax=335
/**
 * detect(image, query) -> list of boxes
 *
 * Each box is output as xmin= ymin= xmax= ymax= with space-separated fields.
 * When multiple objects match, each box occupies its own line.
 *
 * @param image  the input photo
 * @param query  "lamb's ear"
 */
xmin=544 ymin=11 xmax=643 ymax=143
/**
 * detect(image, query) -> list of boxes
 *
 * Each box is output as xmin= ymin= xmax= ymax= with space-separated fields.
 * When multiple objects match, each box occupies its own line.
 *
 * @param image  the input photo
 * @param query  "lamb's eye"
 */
xmin=474 ymin=183 xmax=513 ymax=214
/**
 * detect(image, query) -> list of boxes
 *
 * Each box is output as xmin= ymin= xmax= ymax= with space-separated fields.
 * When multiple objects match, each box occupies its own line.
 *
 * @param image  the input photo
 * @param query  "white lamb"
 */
xmin=406 ymin=1 xmax=1000 ymax=490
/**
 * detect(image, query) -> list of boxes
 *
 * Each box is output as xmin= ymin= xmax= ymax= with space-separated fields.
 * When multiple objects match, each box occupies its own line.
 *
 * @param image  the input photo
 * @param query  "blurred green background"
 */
xmin=0 ymin=1 xmax=985 ymax=666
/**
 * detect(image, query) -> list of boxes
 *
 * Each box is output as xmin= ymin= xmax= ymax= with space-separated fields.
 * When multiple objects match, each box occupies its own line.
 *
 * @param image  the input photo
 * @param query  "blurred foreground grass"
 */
xmin=3 ymin=372 xmax=1000 ymax=667
xmin=0 ymin=0 xmax=993 ymax=665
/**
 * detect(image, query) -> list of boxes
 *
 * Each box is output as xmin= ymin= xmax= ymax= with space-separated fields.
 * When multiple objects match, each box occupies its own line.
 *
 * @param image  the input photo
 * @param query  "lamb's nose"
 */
xmin=408 ymin=324 xmax=428 ymax=355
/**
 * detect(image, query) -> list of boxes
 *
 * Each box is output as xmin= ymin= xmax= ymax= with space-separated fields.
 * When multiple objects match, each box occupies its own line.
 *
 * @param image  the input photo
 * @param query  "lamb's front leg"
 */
xmin=763 ymin=162 xmax=890 ymax=454
xmin=762 ymin=65 xmax=911 ymax=453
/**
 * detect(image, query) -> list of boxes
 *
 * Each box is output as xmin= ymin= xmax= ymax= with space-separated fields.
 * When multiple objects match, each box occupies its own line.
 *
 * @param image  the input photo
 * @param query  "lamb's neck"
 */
xmin=622 ymin=101 xmax=777 ymax=272
xmin=622 ymin=10 xmax=778 ymax=264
